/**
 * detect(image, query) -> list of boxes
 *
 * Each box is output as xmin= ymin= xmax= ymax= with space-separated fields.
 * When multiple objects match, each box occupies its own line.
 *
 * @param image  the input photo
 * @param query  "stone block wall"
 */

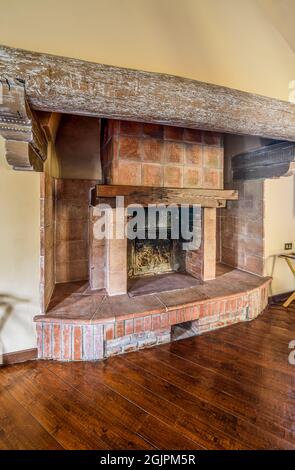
xmin=221 ymin=179 xmax=265 ymax=275
xmin=55 ymin=179 xmax=97 ymax=284
xmin=101 ymin=120 xmax=224 ymax=189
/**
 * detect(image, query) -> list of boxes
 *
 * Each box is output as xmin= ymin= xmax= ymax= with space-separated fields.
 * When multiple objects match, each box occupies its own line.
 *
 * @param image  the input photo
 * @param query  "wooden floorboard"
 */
xmin=0 ymin=302 xmax=295 ymax=449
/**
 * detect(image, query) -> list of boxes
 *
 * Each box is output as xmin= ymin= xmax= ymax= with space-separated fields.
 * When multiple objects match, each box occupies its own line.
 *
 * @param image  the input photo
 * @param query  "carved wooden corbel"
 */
xmin=0 ymin=78 xmax=47 ymax=171
xmin=232 ymin=141 xmax=295 ymax=180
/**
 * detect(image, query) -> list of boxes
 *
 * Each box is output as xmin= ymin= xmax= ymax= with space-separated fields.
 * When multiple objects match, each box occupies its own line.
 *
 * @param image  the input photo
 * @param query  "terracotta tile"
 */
xmin=52 ymin=324 xmax=61 ymax=360
xmin=107 ymin=270 xmax=127 ymax=296
xmin=243 ymin=254 xmax=264 ymax=275
xmin=176 ymin=308 xmax=186 ymax=323
xmin=183 ymin=167 xmax=202 ymax=188
xmin=134 ymin=317 xmax=144 ymax=333
xmin=105 ymin=323 xmax=115 ymax=340
xmin=47 ymin=293 xmax=98 ymax=317
xmin=164 ymin=142 xmax=184 ymax=164
xmin=185 ymin=144 xmax=202 ymax=166
xmin=73 ymin=326 xmax=82 ymax=360
xmin=43 ymin=324 xmax=52 ymax=359
xmin=203 ymin=131 xmax=221 ymax=146
xmin=55 ymin=218 xmax=88 ymax=242
xmin=143 ymin=123 xmax=163 ymax=139
xmin=142 ymin=163 xmax=163 ymax=186
xmin=203 ymin=146 xmax=223 ymax=169
xmin=120 ymin=120 xmax=143 ymax=135
xmin=160 ymin=312 xmax=169 ymax=328
xmin=183 ymin=128 xmax=203 ymax=143
xmin=142 ymin=139 xmax=163 ymax=162
xmin=164 ymin=126 xmax=183 ymax=141
xmin=62 ymin=324 xmax=71 ymax=360
xmin=56 ymin=199 xmax=89 ymax=220
xmin=50 ymin=281 xmax=89 ymax=299
xmin=108 ymin=294 xmax=165 ymax=319
xmin=56 ymin=240 xmax=88 ymax=263
xmin=143 ymin=316 xmax=152 ymax=331
xmin=115 ymin=320 xmax=125 ymax=338
xmin=55 ymin=179 xmax=95 ymax=200
xmin=202 ymin=168 xmax=222 ymax=189
xmin=152 ymin=314 xmax=161 ymax=330
xmin=168 ymin=310 xmax=177 ymax=325
xmin=119 ymin=136 xmax=141 ymax=160
xmin=55 ymin=259 xmax=89 ymax=283
xmin=90 ymin=244 xmax=105 ymax=270
xmin=164 ymin=165 xmax=183 ymax=187
xmin=90 ymin=268 xmax=105 ymax=290
xmin=116 ymin=162 xmax=142 ymax=185
xmin=125 ymin=318 xmax=134 ymax=335
xmin=159 ymin=287 xmax=208 ymax=310
xmin=108 ymin=240 xmax=127 ymax=272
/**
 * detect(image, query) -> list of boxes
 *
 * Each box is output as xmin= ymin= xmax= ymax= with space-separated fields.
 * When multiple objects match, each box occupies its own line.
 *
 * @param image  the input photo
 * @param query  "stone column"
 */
xmin=105 ymin=207 xmax=128 ymax=296
xmin=203 ymin=207 xmax=217 ymax=281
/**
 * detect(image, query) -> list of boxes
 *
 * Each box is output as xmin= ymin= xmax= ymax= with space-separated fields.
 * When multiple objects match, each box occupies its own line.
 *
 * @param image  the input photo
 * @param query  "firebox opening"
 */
xmin=127 ymin=206 xmax=200 ymax=296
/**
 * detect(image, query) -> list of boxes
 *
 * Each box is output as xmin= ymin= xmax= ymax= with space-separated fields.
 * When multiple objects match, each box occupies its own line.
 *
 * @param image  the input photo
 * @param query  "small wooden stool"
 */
xmin=279 ymin=254 xmax=295 ymax=307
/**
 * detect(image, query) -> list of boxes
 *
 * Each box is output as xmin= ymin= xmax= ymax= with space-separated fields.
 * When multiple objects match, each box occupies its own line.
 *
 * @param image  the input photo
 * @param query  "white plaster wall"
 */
xmin=0 ymin=137 xmax=40 ymax=356
xmin=264 ymin=175 xmax=295 ymax=295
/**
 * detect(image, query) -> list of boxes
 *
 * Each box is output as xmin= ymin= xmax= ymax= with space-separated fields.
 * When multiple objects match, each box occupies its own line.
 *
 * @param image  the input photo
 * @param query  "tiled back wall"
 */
xmin=101 ymin=120 xmax=224 ymax=189
xmin=55 ymin=179 xmax=97 ymax=285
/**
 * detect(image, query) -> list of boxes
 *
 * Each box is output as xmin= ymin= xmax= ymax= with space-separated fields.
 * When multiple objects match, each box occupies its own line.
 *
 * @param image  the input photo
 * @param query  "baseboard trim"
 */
xmin=269 ymin=290 xmax=294 ymax=304
xmin=1 ymin=348 xmax=37 ymax=366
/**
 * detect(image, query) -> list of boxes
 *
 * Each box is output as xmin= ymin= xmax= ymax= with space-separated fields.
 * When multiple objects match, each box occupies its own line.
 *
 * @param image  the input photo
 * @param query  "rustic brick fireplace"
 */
xmin=88 ymin=120 xmax=228 ymax=297
xmin=32 ymin=119 xmax=270 ymax=362
xmin=32 ymin=117 xmax=271 ymax=361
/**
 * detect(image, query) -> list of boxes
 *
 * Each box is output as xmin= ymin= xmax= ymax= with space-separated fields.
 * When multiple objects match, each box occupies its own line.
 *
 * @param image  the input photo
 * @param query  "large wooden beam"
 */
xmin=92 ymin=185 xmax=238 ymax=208
xmin=1 ymin=45 xmax=295 ymax=141
xmin=232 ymin=141 xmax=295 ymax=180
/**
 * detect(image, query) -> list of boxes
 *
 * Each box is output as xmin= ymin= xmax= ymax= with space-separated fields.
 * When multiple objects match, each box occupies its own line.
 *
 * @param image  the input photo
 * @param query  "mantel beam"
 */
xmin=1 ymin=45 xmax=295 ymax=141
xmin=92 ymin=185 xmax=238 ymax=208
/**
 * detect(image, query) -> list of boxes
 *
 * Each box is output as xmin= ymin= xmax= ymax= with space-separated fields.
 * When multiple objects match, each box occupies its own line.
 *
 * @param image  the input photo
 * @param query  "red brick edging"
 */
xmin=35 ymin=279 xmax=270 ymax=361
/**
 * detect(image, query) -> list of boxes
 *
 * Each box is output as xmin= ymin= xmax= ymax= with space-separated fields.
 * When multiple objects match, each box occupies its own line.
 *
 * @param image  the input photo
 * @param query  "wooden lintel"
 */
xmin=1 ymin=45 xmax=295 ymax=141
xmin=92 ymin=185 xmax=238 ymax=208
xmin=0 ymin=78 xmax=47 ymax=171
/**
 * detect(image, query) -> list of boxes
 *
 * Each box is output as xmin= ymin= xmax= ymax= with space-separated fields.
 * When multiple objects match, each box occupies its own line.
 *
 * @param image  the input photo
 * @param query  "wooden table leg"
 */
xmin=283 ymin=291 xmax=295 ymax=308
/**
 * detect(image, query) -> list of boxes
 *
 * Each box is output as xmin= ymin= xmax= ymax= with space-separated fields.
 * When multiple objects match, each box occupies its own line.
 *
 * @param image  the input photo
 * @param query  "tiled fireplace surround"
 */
xmin=35 ymin=120 xmax=270 ymax=361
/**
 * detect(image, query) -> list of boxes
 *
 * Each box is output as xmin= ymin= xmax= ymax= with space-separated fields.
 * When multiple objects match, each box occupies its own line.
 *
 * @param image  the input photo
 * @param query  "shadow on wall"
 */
xmin=0 ymin=294 xmax=29 ymax=364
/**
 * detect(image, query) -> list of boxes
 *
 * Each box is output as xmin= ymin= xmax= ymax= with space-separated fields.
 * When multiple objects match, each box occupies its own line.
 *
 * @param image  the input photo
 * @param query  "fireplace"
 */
xmin=34 ymin=116 xmax=274 ymax=365
xmin=89 ymin=119 xmax=233 ymax=296
xmin=127 ymin=207 xmax=186 ymax=279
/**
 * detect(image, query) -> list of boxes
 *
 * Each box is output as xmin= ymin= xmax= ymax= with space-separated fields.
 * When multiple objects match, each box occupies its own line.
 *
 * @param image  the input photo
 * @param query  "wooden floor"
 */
xmin=1 ymin=301 xmax=295 ymax=450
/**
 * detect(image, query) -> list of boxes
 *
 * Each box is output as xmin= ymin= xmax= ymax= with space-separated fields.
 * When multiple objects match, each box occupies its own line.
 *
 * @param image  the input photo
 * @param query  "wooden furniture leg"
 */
xmin=283 ymin=291 xmax=295 ymax=308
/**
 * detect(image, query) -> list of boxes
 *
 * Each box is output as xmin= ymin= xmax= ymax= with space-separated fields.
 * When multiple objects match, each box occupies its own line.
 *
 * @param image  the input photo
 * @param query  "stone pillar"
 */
xmin=203 ymin=207 xmax=217 ymax=281
xmin=186 ymin=207 xmax=216 ymax=281
xmin=105 ymin=208 xmax=127 ymax=296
